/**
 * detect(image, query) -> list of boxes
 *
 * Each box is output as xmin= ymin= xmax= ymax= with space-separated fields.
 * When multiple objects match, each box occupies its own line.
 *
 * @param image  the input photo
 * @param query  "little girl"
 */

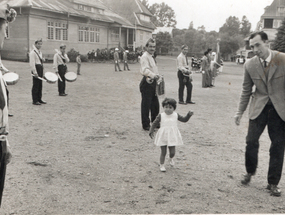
xmin=149 ymin=98 xmax=193 ymax=172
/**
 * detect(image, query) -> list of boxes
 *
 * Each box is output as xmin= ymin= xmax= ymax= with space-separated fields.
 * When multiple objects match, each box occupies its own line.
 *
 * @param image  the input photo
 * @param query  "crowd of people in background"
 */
xmin=86 ymin=48 xmax=143 ymax=63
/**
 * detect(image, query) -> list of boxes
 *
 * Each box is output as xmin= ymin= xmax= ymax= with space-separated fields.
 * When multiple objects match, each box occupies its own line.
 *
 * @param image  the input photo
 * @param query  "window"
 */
xmin=111 ymin=29 xmax=119 ymax=41
xmin=78 ymin=4 xmax=83 ymax=10
xmin=140 ymin=14 xmax=150 ymax=22
xmin=79 ymin=26 xmax=84 ymax=42
xmin=264 ymin=19 xmax=273 ymax=28
xmin=55 ymin=22 xmax=61 ymax=40
xmin=78 ymin=26 xmax=100 ymax=43
xmin=90 ymin=27 xmax=95 ymax=42
xmin=84 ymin=27 xmax=89 ymax=42
xmin=48 ymin=22 xmax=54 ymax=40
xmin=62 ymin=23 xmax=68 ymax=40
xmin=48 ymin=21 xmax=68 ymax=41
xmin=95 ymin=28 xmax=100 ymax=42
xmin=278 ymin=7 xmax=285 ymax=13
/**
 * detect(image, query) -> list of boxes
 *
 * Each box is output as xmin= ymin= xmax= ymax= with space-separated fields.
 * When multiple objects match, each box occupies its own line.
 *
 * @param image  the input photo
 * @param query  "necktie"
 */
xmin=264 ymin=60 xmax=267 ymax=68
xmin=186 ymin=56 xmax=188 ymax=65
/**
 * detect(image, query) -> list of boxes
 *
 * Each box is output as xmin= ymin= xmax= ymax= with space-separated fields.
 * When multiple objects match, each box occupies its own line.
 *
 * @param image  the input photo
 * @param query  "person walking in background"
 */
xmin=114 ymin=48 xmax=121 ymax=72
xmin=53 ymin=44 xmax=70 ymax=96
xmin=76 ymin=53 xmax=81 ymax=75
xmin=177 ymin=45 xmax=195 ymax=105
xmin=29 ymin=38 xmax=47 ymax=105
xmin=139 ymin=38 xmax=161 ymax=131
xmin=149 ymin=98 xmax=193 ymax=172
xmin=235 ymin=31 xmax=285 ymax=197
xmin=201 ymin=50 xmax=211 ymax=88
xmin=123 ymin=50 xmax=130 ymax=71
xmin=0 ymin=4 xmax=16 ymax=206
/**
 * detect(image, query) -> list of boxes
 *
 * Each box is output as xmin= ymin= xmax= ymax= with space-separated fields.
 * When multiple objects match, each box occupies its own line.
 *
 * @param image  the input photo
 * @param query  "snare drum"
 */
xmin=3 ymin=72 xmax=19 ymax=85
xmin=65 ymin=72 xmax=77 ymax=82
xmin=44 ymin=72 xmax=58 ymax=84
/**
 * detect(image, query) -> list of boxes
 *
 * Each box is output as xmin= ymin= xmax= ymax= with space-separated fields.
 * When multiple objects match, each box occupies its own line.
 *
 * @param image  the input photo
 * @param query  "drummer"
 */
xmin=0 ymin=4 xmax=16 ymax=206
xmin=29 ymin=38 xmax=46 ymax=105
xmin=53 ymin=44 xmax=70 ymax=96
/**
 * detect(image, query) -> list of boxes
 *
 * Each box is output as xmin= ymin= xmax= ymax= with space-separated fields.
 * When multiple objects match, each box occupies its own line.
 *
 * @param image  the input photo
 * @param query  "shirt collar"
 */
xmin=261 ymin=50 xmax=271 ymax=63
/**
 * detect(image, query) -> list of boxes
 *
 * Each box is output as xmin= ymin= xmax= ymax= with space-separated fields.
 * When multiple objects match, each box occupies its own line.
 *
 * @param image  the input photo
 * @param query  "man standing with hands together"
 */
xmin=235 ymin=31 xmax=285 ymax=197
xmin=139 ymin=38 xmax=160 ymax=131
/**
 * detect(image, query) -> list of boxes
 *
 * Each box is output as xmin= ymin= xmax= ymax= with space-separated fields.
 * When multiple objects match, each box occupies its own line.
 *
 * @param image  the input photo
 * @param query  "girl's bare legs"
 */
xmin=169 ymin=146 xmax=176 ymax=166
xmin=160 ymin=146 xmax=167 ymax=164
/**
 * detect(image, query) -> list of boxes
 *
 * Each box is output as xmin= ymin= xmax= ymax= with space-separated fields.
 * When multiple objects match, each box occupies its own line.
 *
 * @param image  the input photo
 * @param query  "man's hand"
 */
xmin=234 ymin=114 xmax=242 ymax=126
xmin=154 ymin=75 xmax=160 ymax=80
xmin=32 ymin=70 xmax=38 ymax=77
xmin=149 ymin=132 xmax=154 ymax=139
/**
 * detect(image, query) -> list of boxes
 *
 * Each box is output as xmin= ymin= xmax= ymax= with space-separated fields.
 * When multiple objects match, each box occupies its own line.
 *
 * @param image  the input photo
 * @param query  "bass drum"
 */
xmin=44 ymin=72 xmax=58 ymax=84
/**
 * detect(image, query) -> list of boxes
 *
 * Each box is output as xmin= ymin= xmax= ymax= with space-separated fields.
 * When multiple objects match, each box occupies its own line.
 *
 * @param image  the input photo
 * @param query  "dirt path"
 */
xmin=0 ymin=57 xmax=284 ymax=214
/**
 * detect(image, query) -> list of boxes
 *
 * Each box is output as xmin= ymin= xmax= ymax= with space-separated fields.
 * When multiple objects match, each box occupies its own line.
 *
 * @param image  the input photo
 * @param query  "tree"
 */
xmin=219 ymin=16 xmax=240 ymax=36
xmin=240 ymin=16 xmax=251 ymax=37
xmin=155 ymin=32 xmax=173 ymax=54
xmin=149 ymin=3 xmax=177 ymax=27
xmin=219 ymin=33 xmax=244 ymax=59
xmin=140 ymin=0 xmax=150 ymax=10
xmin=272 ymin=18 xmax=285 ymax=52
xmin=188 ymin=21 xmax=194 ymax=30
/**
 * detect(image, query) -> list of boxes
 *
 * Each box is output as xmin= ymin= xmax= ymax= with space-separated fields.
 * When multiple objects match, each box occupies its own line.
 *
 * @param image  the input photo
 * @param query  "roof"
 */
xmin=261 ymin=0 xmax=285 ymax=17
xmin=103 ymin=0 xmax=156 ymax=30
xmin=1 ymin=0 xmax=133 ymax=26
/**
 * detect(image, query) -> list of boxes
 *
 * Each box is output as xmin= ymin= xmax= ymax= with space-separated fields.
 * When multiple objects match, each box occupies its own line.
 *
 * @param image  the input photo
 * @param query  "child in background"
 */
xmin=76 ymin=53 xmax=81 ymax=75
xmin=149 ymin=98 xmax=193 ymax=172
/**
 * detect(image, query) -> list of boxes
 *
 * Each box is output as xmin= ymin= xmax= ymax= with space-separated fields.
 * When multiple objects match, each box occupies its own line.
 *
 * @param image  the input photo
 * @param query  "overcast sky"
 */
xmin=147 ymin=0 xmax=274 ymax=31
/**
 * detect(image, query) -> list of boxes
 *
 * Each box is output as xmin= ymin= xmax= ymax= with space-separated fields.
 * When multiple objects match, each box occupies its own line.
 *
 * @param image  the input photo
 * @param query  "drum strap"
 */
xmin=34 ymin=50 xmax=43 ymax=65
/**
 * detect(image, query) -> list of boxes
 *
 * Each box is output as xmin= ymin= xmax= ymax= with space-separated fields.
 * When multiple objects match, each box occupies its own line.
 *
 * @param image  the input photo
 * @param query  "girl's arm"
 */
xmin=178 ymin=111 xmax=194 ymax=122
xmin=149 ymin=114 xmax=161 ymax=138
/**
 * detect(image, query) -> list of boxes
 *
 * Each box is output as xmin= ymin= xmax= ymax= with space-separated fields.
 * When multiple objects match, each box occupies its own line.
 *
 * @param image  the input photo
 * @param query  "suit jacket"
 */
xmin=237 ymin=50 xmax=285 ymax=121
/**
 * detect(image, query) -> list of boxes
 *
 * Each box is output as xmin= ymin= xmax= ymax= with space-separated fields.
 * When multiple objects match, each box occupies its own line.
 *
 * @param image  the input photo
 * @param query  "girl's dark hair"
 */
xmin=162 ymin=98 xmax=177 ymax=110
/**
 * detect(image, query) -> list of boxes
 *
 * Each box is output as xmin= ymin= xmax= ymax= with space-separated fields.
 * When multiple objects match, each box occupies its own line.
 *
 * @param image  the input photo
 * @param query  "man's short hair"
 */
xmin=146 ymin=38 xmax=155 ymax=47
xmin=35 ymin=38 xmax=42 ymax=44
xmin=181 ymin=45 xmax=188 ymax=50
xmin=60 ymin=44 xmax=66 ymax=48
xmin=249 ymin=31 xmax=268 ymax=42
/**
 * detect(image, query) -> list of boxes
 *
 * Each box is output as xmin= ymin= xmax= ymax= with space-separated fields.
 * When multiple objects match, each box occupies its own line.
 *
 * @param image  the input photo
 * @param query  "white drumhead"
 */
xmin=3 ymin=72 xmax=19 ymax=85
xmin=65 ymin=72 xmax=77 ymax=82
xmin=44 ymin=72 xmax=58 ymax=83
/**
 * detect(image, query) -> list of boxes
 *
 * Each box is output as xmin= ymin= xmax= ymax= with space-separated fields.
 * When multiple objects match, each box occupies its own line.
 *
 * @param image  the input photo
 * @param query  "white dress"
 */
xmin=154 ymin=112 xmax=183 ymax=146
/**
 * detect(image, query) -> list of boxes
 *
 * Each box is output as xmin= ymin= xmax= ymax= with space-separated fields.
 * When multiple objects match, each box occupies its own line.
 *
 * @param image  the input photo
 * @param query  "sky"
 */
xmin=147 ymin=0 xmax=274 ymax=32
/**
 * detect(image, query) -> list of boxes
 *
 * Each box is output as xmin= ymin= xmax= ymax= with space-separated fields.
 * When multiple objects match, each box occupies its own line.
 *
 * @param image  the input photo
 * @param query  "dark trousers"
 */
xmin=245 ymin=104 xmax=285 ymax=185
xmin=32 ymin=64 xmax=43 ymax=103
xmin=58 ymin=65 xmax=67 ymax=94
xmin=140 ymin=77 xmax=159 ymax=128
xmin=114 ymin=61 xmax=121 ymax=71
xmin=177 ymin=70 xmax=193 ymax=102
xmin=0 ymin=141 xmax=7 ymax=207
xmin=124 ymin=61 xmax=129 ymax=70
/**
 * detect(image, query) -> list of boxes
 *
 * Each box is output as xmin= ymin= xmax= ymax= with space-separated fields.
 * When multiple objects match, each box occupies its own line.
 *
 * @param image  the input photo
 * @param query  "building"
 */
xmin=103 ymin=0 xmax=156 ymax=51
xmin=260 ymin=0 xmax=285 ymax=41
xmin=0 ymin=0 xmax=155 ymax=61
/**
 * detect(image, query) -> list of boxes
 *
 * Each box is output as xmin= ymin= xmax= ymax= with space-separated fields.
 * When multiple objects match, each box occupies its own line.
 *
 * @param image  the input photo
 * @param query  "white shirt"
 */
xmin=53 ymin=52 xmax=70 ymax=72
xmin=261 ymin=51 xmax=272 ymax=68
xmin=177 ymin=52 xmax=189 ymax=72
xmin=29 ymin=47 xmax=43 ymax=72
xmin=140 ymin=51 xmax=158 ymax=79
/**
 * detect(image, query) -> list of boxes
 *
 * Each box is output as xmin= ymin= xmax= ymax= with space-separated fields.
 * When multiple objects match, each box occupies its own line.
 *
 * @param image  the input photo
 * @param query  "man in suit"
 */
xmin=235 ymin=31 xmax=285 ymax=197
xmin=177 ymin=45 xmax=195 ymax=105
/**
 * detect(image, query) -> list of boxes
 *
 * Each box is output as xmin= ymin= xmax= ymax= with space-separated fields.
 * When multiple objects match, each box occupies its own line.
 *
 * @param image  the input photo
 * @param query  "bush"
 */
xmin=67 ymin=48 xmax=79 ymax=62
xmin=80 ymin=54 xmax=88 ymax=62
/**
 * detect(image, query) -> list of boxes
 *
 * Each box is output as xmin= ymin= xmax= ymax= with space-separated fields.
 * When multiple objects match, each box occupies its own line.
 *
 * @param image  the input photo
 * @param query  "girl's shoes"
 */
xmin=170 ymin=158 xmax=175 ymax=166
xmin=160 ymin=164 xmax=166 ymax=172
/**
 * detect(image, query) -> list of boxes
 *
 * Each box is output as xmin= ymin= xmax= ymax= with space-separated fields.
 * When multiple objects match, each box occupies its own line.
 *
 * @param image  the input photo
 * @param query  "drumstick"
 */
xmin=32 ymin=74 xmax=47 ymax=82
xmin=57 ymin=73 xmax=63 ymax=82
